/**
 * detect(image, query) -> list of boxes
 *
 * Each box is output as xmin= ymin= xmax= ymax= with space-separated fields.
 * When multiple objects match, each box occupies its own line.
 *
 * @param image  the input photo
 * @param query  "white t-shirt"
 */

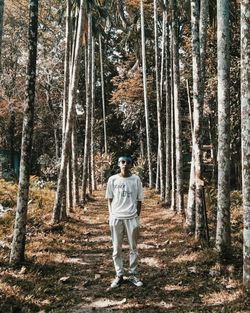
xmin=105 ymin=174 xmax=144 ymax=219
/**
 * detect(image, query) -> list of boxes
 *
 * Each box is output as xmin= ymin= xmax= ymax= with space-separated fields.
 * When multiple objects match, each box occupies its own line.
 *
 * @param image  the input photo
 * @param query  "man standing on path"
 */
xmin=105 ymin=154 xmax=144 ymax=288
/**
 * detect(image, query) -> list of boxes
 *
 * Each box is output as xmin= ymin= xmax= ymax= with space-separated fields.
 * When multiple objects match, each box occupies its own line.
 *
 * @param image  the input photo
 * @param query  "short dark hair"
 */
xmin=118 ymin=154 xmax=133 ymax=164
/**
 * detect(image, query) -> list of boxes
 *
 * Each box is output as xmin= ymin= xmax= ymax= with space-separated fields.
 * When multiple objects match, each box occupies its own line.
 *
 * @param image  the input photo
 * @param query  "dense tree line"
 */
xmin=0 ymin=0 xmax=249 ymax=290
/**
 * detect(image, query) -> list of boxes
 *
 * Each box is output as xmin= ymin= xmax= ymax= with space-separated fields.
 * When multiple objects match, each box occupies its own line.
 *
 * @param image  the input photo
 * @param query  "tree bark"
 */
xmin=9 ymin=0 xmax=39 ymax=265
xmin=241 ymin=0 xmax=250 ymax=291
xmin=216 ymin=0 xmax=231 ymax=257
xmin=154 ymin=0 xmax=164 ymax=200
xmin=164 ymin=0 xmax=171 ymax=207
xmin=190 ymin=0 xmax=206 ymax=241
xmin=91 ymin=35 xmax=97 ymax=191
xmin=99 ymin=33 xmax=108 ymax=156
xmin=61 ymin=0 xmax=72 ymax=216
xmin=171 ymin=0 xmax=183 ymax=213
xmin=0 ymin=0 xmax=4 ymax=72
xmin=8 ymin=102 xmax=15 ymax=173
xmin=170 ymin=32 xmax=176 ymax=211
xmin=52 ymin=0 xmax=85 ymax=223
xmin=72 ymin=112 xmax=79 ymax=207
xmin=140 ymin=0 xmax=153 ymax=188
xmin=82 ymin=10 xmax=92 ymax=202
xmin=186 ymin=79 xmax=195 ymax=231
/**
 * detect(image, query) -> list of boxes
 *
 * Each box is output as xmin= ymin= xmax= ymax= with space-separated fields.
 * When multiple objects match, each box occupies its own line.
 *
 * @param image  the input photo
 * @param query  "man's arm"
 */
xmin=108 ymin=198 xmax=113 ymax=215
xmin=137 ymin=201 xmax=142 ymax=216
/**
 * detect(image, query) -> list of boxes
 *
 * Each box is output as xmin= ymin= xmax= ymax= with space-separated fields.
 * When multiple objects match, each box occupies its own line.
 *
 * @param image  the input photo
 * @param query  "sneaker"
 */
xmin=110 ymin=276 xmax=124 ymax=288
xmin=128 ymin=276 xmax=143 ymax=287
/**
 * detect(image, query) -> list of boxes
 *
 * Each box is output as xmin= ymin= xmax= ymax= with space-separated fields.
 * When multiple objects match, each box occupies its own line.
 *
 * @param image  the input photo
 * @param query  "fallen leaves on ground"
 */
xmin=0 ymin=183 xmax=249 ymax=312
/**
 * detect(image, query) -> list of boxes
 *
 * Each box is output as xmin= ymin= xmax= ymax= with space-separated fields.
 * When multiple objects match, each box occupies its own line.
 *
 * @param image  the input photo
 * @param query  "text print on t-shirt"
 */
xmin=114 ymin=183 xmax=132 ymax=197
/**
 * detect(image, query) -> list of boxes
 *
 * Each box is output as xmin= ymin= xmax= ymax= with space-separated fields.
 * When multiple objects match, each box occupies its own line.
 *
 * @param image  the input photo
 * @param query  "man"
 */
xmin=105 ymin=154 xmax=144 ymax=288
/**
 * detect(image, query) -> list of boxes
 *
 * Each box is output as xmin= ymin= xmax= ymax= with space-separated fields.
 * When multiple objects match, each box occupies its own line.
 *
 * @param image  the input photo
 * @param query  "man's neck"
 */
xmin=120 ymin=170 xmax=131 ymax=177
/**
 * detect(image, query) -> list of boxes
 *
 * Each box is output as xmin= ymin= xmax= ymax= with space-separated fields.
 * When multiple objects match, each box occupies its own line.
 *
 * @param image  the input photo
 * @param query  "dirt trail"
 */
xmin=0 ymin=189 xmax=249 ymax=312
xmin=56 ymin=189 xmax=246 ymax=313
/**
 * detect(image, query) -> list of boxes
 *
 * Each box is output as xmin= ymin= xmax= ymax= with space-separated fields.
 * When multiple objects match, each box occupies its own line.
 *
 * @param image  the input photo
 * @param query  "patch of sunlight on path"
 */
xmin=69 ymin=297 xmax=126 ymax=313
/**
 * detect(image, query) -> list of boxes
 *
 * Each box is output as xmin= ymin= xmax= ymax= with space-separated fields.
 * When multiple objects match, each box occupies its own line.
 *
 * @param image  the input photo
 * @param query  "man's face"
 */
xmin=118 ymin=158 xmax=132 ymax=170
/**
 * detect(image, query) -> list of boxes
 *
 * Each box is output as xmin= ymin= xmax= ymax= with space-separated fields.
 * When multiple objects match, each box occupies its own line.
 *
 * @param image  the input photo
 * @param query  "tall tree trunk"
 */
xmin=186 ymin=79 xmax=196 ymax=231
xmin=160 ymin=1 xmax=166 ymax=107
xmin=9 ymin=0 xmax=39 ymax=265
xmin=61 ymin=0 xmax=72 ymax=216
xmin=190 ymin=0 xmax=206 ymax=241
xmin=66 ymin=153 xmax=73 ymax=214
xmin=54 ymin=128 xmax=59 ymax=160
xmin=139 ymin=123 xmax=144 ymax=158
xmin=170 ymin=31 xmax=176 ymax=212
xmin=186 ymin=154 xmax=196 ymax=230
xmin=0 ymin=0 xmax=4 ymax=72
xmin=164 ymin=0 xmax=171 ymax=207
xmin=241 ymin=0 xmax=250 ymax=291
xmin=82 ymin=10 xmax=92 ymax=202
xmin=99 ymin=33 xmax=107 ymax=155
xmin=91 ymin=35 xmax=97 ymax=191
xmin=72 ymin=112 xmax=79 ymax=207
xmin=170 ymin=78 xmax=176 ymax=211
xmin=154 ymin=0 xmax=164 ymax=200
xmin=199 ymin=0 xmax=208 ymax=105
xmin=52 ymin=0 xmax=85 ymax=223
xmin=171 ymin=0 xmax=183 ymax=213
xmin=140 ymin=0 xmax=153 ymax=188
xmin=8 ymin=102 xmax=15 ymax=172
xmin=216 ymin=0 xmax=231 ymax=257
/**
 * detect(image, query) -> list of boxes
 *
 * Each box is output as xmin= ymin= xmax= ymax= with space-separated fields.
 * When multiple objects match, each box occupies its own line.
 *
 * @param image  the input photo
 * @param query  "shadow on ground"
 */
xmin=0 ymin=190 xmax=249 ymax=313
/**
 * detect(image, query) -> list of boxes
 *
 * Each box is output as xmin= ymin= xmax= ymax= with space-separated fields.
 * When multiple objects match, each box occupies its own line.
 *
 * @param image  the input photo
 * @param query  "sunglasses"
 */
xmin=120 ymin=160 xmax=131 ymax=164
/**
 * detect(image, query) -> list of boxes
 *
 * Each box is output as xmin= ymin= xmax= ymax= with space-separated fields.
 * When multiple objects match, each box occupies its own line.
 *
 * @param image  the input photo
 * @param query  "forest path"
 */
xmin=55 ymin=189 xmax=245 ymax=313
xmin=0 ymin=188 xmax=247 ymax=312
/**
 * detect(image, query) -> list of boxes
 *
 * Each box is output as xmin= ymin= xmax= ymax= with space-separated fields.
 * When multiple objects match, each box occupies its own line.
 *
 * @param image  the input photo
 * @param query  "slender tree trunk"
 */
xmin=186 ymin=79 xmax=196 ymax=231
xmin=99 ymin=33 xmax=107 ymax=155
xmin=61 ymin=0 xmax=72 ymax=216
xmin=154 ymin=0 xmax=164 ymax=200
xmin=82 ymin=10 xmax=92 ymax=202
xmin=0 ymin=0 xmax=4 ymax=72
xmin=139 ymin=123 xmax=144 ymax=159
xmin=69 ymin=5 xmax=79 ymax=208
xmin=216 ymin=0 xmax=231 ymax=257
xmin=159 ymin=3 xmax=166 ymax=199
xmin=155 ymin=155 xmax=159 ymax=192
xmin=88 ymin=156 xmax=92 ymax=195
xmin=160 ymin=1 xmax=166 ymax=107
xmin=72 ymin=112 xmax=79 ymax=207
xmin=8 ymin=102 xmax=15 ymax=172
xmin=241 ymin=0 xmax=250 ymax=291
xmin=164 ymin=1 xmax=171 ymax=207
xmin=52 ymin=0 xmax=85 ymax=223
xmin=199 ymin=0 xmax=208 ymax=105
xmin=9 ymin=0 xmax=39 ymax=265
xmin=140 ymin=0 xmax=153 ymax=188
xmin=170 ymin=31 xmax=176 ymax=211
xmin=154 ymin=0 xmax=160 ymax=198
xmin=208 ymin=114 xmax=217 ymax=182
xmin=170 ymin=80 xmax=176 ymax=212
xmin=91 ymin=35 xmax=97 ymax=191
xmin=190 ymin=0 xmax=206 ymax=241
xmin=66 ymin=153 xmax=73 ymax=214
xmin=54 ymin=128 xmax=59 ymax=160
xmin=171 ymin=0 xmax=183 ymax=213
xmin=186 ymin=154 xmax=196 ymax=231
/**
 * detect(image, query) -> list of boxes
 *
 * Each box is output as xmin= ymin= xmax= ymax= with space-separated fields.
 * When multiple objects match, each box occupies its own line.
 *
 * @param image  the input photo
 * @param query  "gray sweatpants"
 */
xmin=110 ymin=216 xmax=140 ymax=277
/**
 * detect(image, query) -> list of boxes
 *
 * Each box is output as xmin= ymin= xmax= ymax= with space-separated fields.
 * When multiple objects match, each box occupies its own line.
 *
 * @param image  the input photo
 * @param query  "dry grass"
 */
xmin=0 ymin=179 xmax=249 ymax=312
